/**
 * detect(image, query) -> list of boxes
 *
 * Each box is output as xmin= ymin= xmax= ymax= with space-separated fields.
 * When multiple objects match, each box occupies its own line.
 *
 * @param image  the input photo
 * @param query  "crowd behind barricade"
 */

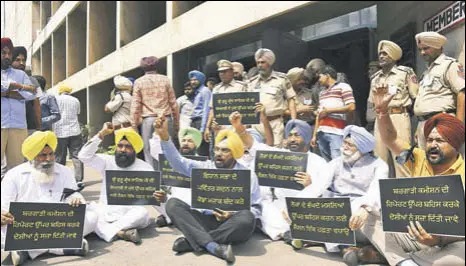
xmin=1 ymin=30 xmax=465 ymax=266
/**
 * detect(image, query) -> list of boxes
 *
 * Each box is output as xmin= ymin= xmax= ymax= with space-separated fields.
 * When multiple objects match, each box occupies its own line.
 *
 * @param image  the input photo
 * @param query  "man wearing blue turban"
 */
xmin=230 ymin=111 xmax=327 ymax=244
xmin=188 ymin=70 xmax=212 ymax=156
xmin=295 ymin=125 xmax=389 ymax=262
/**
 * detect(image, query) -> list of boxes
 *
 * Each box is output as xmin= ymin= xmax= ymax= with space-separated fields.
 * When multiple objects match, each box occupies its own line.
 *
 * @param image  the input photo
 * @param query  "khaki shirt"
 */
xmin=368 ymin=65 xmax=418 ymax=108
xmin=209 ymin=79 xmax=248 ymax=107
xmin=248 ymin=71 xmax=296 ymax=116
xmin=295 ymin=89 xmax=316 ymax=123
xmin=414 ymin=54 xmax=465 ymax=116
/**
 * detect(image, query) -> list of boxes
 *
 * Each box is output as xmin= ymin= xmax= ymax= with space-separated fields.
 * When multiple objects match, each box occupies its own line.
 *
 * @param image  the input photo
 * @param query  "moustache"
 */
xmin=427 ymin=147 xmax=441 ymax=154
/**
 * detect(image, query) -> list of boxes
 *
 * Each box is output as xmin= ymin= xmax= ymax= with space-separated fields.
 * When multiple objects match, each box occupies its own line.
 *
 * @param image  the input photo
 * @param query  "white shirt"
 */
xmin=78 ymin=136 xmax=154 ymax=205
xmin=105 ymin=92 xmax=132 ymax=126
xmin=1 ymin=162 xmax=84 ymax=212
xmin=297 ymin=153 xmax=389 ymax=211
xmin=53 ymin=94 xmax=81 ymax=138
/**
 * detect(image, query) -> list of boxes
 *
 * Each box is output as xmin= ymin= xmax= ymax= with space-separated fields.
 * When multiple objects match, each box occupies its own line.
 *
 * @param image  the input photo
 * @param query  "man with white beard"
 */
xmin=291 ymin=125 xmax=388 ymax=262
xmin=1 ymin=131 xmax=98 ymax=266
xmin=78 ymin=124 xmax=152 ymax=245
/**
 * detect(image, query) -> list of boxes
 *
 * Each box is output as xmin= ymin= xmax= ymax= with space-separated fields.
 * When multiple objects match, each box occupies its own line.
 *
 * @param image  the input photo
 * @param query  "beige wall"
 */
xmin=3 ymin=1 xmax=33 ymax=65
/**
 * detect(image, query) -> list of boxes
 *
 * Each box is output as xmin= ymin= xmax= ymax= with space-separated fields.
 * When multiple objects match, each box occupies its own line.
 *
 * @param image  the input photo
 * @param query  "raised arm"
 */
xmin=78 ymin=122 xmax=114 ymax=174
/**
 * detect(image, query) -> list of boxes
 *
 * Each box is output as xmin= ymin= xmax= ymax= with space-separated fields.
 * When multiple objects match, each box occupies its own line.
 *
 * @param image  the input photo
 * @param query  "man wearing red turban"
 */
xmin=348 ymin=87 xmax=466 ymax=266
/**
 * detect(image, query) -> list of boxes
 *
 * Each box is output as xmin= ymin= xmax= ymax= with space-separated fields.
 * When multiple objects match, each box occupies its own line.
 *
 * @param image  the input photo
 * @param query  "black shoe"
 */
xmin=213 ymin=244 xmax=235 ymax=263
xmin=63 ymin=239 xmax=89 ymax=256
xmin=155 ymin=215 xmax=168 ymax=228
xmin=172 ymin=237 xmax=194 ymax=253
xmin=341 ymin=247 xmax=359 ymax=266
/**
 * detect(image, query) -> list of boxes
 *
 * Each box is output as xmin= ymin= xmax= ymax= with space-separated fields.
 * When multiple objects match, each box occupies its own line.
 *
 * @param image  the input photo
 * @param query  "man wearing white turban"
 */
xmin=368 ymin=40 xmax=419 ymax=178
xmin=249 ymin=48 xmax=297 ymax=148
xmin=1 ymin=131 xmax=98 ymax=265
xmin=295 ymin=125 xmax=389 ymax=262
xmin=105 ymin=75 xmax=133 ymax=129
xmin=413 ymin=32 xmax=465 ymax=150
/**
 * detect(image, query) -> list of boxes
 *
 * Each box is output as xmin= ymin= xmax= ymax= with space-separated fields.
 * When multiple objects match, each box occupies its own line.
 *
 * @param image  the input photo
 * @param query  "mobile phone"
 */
xmin=213 ymin=208 xmax=224 ymax=214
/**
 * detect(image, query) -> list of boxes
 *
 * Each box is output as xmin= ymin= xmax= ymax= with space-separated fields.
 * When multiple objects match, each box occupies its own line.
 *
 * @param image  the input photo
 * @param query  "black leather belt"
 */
xmin=417 ymin=109 xmax=456 ymax=121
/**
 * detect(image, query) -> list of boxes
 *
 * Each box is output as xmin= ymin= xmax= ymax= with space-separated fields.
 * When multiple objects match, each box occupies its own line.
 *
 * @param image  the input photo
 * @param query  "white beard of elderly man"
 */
xmin=1 ymin=131 xmax=98 ymax=266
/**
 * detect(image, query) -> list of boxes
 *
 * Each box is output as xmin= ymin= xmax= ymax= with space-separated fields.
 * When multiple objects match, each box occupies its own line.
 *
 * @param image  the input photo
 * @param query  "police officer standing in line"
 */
xmin=414 ymin=32 xmax=465 ymax=150
xmin=368 ymin=40 xmax=419 ymax=178
xmin=249 ymin=48 xmax=297 ymax=148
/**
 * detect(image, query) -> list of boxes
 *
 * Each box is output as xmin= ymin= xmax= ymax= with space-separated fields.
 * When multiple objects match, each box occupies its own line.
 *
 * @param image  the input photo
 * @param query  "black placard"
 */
xmin=191 ymin=169 xmax=250 ymax=211
xmin=286 ymin=197 xmax=355 ymax=245
xmin=105 ymin=170 xmax=161 ymax=206
xmin=5 ymin=202 xmax=86 ymax=251
xmin=159 ymin=154 xmax=208 ymax=188
xmin=379 ymin=175 xmax=465 ymax=237
xmin=213 ymin=92 xmax=260 ymax=125
xmin=255 ymin=150 xmax=308 ymax=190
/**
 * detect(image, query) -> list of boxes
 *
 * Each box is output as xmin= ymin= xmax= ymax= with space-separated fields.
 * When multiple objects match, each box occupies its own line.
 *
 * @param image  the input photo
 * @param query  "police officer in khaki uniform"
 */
xmin=369 ymin=41 xmax=419 ymax=178
xmin=204 ymin=60 xmax=248 ymax=141
xmin=285 ymin=67 xmax=316 ymax=129
xmin=414 ymin=32 xmax=465 ymax=150
xmin=366 ymin=61 xmax=382 ymax=134
xmin=249 ymin=48 xmax=297 ymax=148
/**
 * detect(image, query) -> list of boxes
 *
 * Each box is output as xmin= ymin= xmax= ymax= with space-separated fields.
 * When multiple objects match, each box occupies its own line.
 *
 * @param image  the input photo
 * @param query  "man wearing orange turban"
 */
xmin=353 ymin=87 xmax=466 ymax=266
xmin=368 ymin=40 xmax=419 ymax=179
xmin=153 ymin=116 xmax=260 ymax=263
xmin=413 ymin=31 xmax=465 ymax=150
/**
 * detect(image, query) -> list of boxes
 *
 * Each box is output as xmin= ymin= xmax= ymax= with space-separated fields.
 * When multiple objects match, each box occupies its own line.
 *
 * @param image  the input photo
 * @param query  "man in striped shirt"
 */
xmin=53 ymin=83 xmax=84 ymax=185
xmin=311 ymin=65 xmax=356 ymax=161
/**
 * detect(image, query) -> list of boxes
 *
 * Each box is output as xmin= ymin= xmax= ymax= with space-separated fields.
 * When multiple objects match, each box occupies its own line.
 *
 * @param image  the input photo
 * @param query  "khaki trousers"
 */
xmin=253 ymin=117 xmax=284 ymax=148
xmin=361 ymin=214 xmax=465 ymax=266
xmin=374 ymin=113 xmax=411 ymax=178
xmin=1 ymin=128 xmax=28 ymax=172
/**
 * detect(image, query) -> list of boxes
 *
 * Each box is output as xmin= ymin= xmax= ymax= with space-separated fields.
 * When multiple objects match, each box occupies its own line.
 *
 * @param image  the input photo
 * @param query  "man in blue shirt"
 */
xmin=153 ymin=116 xmax=260 ymax=263
xmin=188 ymin=70 xmax=211 ymax=156
xmin=1 ymin=37 xmax=36 ymax=176
xmin=32 ymin=75 xmax=61 ymax=131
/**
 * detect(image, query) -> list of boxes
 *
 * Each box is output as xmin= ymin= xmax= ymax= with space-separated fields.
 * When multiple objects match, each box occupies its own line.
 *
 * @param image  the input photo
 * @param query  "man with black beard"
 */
xmin=176 ymin=82 xmax=195 ymax=129
xmin=153 ymin=116 xmax=261 ymax=263
xmin=231 ymin=113 xmax=326 ymax=244
xmin=349 ymin=86 xmax=466 ymax=266
xmin=78 ymin=123 xmax=152 ymax=245
xmin=1 ymin=131 xmax=97 ymax=266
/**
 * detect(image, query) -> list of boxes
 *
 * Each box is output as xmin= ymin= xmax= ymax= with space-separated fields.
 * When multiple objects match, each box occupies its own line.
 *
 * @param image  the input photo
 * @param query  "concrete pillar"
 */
xmin=52 ymin=24 xmax=66 ymax=86
xmin=88 ymin=79 xmax=114 ymax=146
xmin=41 ymin=39 xmax=52 ymax=88
xmin=32 ymin=1 xmax=40 ymax=41
xmin=67 ymin=2 xmax=87 ymax=77
xmin=31 ymin=49 xmax=41 ymax=76
xmin=40 ymin=1 xmax=51 ymax=30
xmin=88 ymin=1 xmax=116 ymax=65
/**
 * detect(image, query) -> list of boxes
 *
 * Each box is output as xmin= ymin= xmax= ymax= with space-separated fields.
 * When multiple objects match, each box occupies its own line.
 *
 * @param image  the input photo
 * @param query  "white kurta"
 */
xmin=78 ymin=136 xmax=152 ymax=242
xmin=247 ymin=141 xmax=328 ymax=240
xmin=1 ymin=162 xmax=98 ymax=259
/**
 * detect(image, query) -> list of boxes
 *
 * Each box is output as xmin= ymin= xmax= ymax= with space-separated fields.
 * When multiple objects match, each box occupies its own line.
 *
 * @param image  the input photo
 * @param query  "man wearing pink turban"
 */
xmin=413 ymin=32 xmax=465 ymax=150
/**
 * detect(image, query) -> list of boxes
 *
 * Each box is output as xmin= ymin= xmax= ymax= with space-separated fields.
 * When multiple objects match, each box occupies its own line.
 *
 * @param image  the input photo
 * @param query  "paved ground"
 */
xmin=1 ymin=165 xmax=384 ymax=266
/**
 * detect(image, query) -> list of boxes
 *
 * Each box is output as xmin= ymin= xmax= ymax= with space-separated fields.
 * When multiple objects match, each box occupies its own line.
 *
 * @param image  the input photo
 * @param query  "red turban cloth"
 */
xmin=1 ymin=37 xmax=14 ymax=50
xmin=424 ymin=114 xmax=465 ymax=151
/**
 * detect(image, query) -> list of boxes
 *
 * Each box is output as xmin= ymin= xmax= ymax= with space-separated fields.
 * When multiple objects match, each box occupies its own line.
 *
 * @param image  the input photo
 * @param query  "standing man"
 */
xmin=131 ymin=56 xmax=180 ymax=169
xmin=414 ymin=32 xmax=465 ymax=150
xmin=368 ymin=40 xmax=418 ymax=178
xmin=1 ymin=37 xmax=36 ymax=176
xmin=105 ymin=75 xmax=133 ymax=130
xmin=176 ymin=82 xmax=195 ymax=129
xmin=366 ymin=61 xmax=381 ymax=134
xmin=232 ymin=61 xmax=248 ymax=83
xmin=53 ymin=83 xmax=84 ymax=186
xmin=204 ymin=60 xmax=248 ymax=142
xmin=11 ymin=46 xmax=43 ymax=135
xmin=188 ymin=70 xmax=212 ymax=156
xmin=285 ymin=67 xmax=317 ymax=132
xmin=31 ymin=75 xmax=61 ymax=131
xmin=311 ymin=65 xmax=356 ymax=161
xmin=249 ymin=48 xmax=297 ymax=148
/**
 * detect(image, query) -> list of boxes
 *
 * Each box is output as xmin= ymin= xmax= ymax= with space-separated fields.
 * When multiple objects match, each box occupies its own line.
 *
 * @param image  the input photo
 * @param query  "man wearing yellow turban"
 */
xmin=2 ymin=131 xmax=98 ymax=265
xmin=413 ymin=31 xmax=465 ymax=151
xmin=368 ymin=40 xmax=419 ymax=178
xmin=153 ymin=116 xmax=261 ymax=263
xmin=78 ymin=123 xmax=152 ymax=245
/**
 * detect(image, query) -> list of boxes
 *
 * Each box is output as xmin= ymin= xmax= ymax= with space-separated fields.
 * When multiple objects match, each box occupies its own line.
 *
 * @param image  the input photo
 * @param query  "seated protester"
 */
xmin=349 ymin=86 xmax=466 ymax=266
xmin=150 ymin=127 xmax=203 ymax=227
xmin=294 ymin=125 xmax=389 ymax=257
xmin=105 ymin=75 xmax=133 ymax=130
xmin=78 ymin=124 xmax=152 ymax=245
xmin=230 ymin=111 xmax=327 ymax=243
xmin=1 ymin=131 xmax=97 ymax=266
xmin=153 ymin=116 xmax=261 ymax=263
